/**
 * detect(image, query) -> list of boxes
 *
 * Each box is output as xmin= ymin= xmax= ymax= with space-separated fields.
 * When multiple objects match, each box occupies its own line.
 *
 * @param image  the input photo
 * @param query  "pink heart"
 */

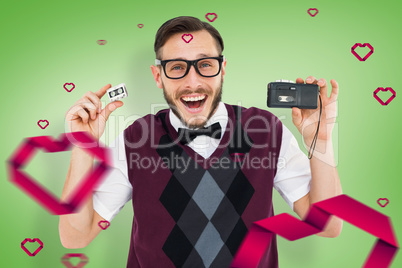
xmin=63 ymin=83 xmax=75 ymax=92
xmin=96 ymin=40 xmax=107 ymax=45
xmin=373 ymin=87 xmax=396 ymax=105
xmin=61 ymin=253 xmax=88 ymax=268
xmin=377 ymin=198 xmax=389 ymax=207
xmin=181 ymin=34 xmax=193 ymax=43
xmin=21 ymin=238 xmax=43 ymax=256
xmin=307 ymin=8 xmax=319 ymax=17
xmin=98 ymin=220 xmax=110 ymax=230
xmin=37 ymin=120 xmax=49 ymax=129
xmin=231 ymin=195 xmax=399 ymax=268
xmin=7 ymin=132 xmax=111 ymax=215
xmin=351 ymin=43 xmax=374 ymax=61
xmin=230 ymin=153 xmax=246 ymax=163
xmin=205 ymin=13 xmax=218 ymax=22
xmin=137 ymin=24 xmax=144 ymax=28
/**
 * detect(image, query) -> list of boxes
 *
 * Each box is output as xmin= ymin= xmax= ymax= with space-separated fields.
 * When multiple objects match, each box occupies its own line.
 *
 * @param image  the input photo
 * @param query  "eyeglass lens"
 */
xmin=165 ymin=58 xmax=220 ymax=78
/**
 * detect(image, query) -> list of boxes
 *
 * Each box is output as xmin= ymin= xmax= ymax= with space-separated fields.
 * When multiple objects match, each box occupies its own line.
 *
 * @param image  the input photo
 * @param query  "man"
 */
xmin=60 ymin=16 xmax=342 ymax=268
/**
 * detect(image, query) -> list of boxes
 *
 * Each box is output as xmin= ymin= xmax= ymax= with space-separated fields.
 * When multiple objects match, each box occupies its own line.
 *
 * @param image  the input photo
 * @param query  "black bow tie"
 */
xmin=177 ymin=122 xmax=222 ymax=145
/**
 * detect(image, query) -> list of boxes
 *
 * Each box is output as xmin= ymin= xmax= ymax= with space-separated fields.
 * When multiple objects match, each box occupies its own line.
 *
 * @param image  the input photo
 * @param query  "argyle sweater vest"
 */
xmin=123 ymin=104 xmax=283 ymax=268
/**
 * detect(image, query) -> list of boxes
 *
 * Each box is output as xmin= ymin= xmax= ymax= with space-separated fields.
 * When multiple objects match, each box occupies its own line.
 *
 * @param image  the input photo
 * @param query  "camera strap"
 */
xmin=308 ymin=95 xmax=322 ymax=159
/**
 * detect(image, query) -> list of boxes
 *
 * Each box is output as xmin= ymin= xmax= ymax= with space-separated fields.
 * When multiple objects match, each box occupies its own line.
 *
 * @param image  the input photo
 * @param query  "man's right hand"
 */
xmin=65 ymin=84 xmax=124 ymax=140
xmin=61 ymin=84 xmax=123 ymax=249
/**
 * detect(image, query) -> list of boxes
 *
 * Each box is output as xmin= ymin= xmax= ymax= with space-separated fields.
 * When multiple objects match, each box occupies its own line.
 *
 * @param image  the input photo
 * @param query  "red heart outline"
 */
xmin=373 ymin=87 xmax=396 ymax=106
xmin=307 ymin=8 xmax=319 ymax=17
xmin=231 ymin=194 xmax=399 ymax=268
xmin=7 ymin=132 xmax=111 ymax=215
xmin=230 ymin=153 xmax=246 ymax=163
xmin=351 ymin=43 xmax=374 ymax=61
xmin=377 ymin=198 xmax=389 ymax=207
xmin=181 ymin=34 xmax=193 ymax=43
xmin=98 ymin=220 xmax=110 ymax=230
xmin=61 ymin=253 xmax=88 ymax=268
xmin=137 ymin=24 xmax=144 ymax=28
xmin=96 ymin=40 xmax=107 ymax=45
xmin=63 ymin=83 xmax=75 ymax=92
xmin=205 ymin=13 xmax=218 ymax=22
xmin=21 ymin=238 xmax=43 ymax=256
xmin=37 ymin=120 xmax=49 ymax=129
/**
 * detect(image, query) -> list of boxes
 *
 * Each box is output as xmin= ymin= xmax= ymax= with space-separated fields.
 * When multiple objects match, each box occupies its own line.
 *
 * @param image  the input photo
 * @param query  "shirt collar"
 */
xmin=169 ymin=102 xmax=228 ymax=133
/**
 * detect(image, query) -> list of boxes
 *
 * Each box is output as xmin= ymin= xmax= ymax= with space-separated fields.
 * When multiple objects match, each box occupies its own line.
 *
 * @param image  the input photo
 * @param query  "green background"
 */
xmin=1 ymin=0 xmax=401 ymax=267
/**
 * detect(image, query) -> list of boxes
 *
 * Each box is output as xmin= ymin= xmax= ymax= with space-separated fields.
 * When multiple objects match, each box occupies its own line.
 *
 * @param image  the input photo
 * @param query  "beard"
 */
xmin=162 ymin=78 xmax=223 ymax=129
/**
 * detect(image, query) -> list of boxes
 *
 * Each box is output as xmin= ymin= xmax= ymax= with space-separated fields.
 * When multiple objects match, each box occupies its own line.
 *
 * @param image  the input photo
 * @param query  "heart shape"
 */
xmin=37 ymin=120 xmax=49 ymax=129
xmin=205 ymin=13 xmax=218 ymax=22
xmin=231 ymin=194 xmax=399 ymax=268
xmin=98 ymin=220 xmax=110 ymax=230
xmin=377 ymin=198 xmax=389 ymax=207
xmin=96 ymin=40 xmax=107 ymax=45
xmin=21 ymin=238 xmax=43 ymax=256
xmin=61 ymin=253 xmax=88 ymax=268
xmin=137 ymin=24 xmax=144 ymax=28
xmin=307 ymin=8 xmax=319 ymax=17
xmin=230 ymin=152 xmax=246 ymax=163
xmin=63 ymin=83 xmax=75 ymax=92
xmin=351 ymin=43 xmax=374 ymax=61
xmin=7 ymin=132 xmax=111 ymax=215
xmin=181 ymin=34 xmax=193 ymax=43
xmin=373 ymin=87 xmax=396 ymax=106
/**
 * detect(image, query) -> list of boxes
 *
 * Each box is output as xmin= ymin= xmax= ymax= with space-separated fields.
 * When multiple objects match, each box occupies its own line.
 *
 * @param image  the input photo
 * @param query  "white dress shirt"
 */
xmin=93 ymin=102 xmax=311 ymax=221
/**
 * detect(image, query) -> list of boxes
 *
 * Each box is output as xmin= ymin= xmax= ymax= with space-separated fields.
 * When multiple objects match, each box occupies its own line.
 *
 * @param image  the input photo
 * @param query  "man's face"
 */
xmin=151 ymin=30 xmax=227 ymax=128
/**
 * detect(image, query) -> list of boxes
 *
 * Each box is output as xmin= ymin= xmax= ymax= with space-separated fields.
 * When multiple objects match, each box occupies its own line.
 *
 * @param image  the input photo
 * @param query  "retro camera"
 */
xmin=267 ymin=81 xmax=319 ymax=109
xmin=107 ymin=83 xmax=128 ymax=102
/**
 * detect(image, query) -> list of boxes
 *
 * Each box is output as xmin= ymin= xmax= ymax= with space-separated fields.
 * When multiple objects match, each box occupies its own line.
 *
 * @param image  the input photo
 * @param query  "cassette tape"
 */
xmin=107 ymin=83 xmax=128 ymax=102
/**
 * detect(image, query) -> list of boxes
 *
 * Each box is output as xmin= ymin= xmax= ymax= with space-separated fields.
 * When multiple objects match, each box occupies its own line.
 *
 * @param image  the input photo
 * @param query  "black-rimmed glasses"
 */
xmin=155 ymin=55 xmax=225 ymax=79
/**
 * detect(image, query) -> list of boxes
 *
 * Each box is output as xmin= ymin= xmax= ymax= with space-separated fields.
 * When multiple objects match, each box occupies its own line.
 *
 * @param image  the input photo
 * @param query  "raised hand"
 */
xmin=291 ymin=76 xmax=339 ymax=149
xmin=65 ymin=84 xmax=124 ymax=140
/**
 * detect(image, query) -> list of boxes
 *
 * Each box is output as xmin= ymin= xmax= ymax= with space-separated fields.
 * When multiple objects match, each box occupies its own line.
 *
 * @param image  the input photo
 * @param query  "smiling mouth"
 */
xmin=180 ymin=94 xmax=207 ymax=111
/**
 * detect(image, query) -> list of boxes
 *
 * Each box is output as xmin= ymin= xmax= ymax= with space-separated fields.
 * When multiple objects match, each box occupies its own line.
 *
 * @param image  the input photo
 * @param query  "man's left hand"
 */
xmin=291 ymin=76 xmax=339 ymax=149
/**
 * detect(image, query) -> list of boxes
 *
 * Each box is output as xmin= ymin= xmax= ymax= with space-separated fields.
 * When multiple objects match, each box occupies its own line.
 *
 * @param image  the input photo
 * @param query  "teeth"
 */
xmin=182 ymin=95 xmax=206 ymax=102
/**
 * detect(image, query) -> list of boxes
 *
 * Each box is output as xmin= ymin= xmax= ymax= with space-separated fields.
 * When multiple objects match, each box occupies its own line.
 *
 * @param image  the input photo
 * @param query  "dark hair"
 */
xmin=154 ymin=16 xmax=224 ymax=59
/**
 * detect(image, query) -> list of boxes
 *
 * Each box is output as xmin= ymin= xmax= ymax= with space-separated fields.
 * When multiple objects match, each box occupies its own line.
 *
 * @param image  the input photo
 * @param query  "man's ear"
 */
xmin=221 ymin=57 xmax=227 ymax=83
xmin=151 ymin=65 xmax=163 ymax=89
